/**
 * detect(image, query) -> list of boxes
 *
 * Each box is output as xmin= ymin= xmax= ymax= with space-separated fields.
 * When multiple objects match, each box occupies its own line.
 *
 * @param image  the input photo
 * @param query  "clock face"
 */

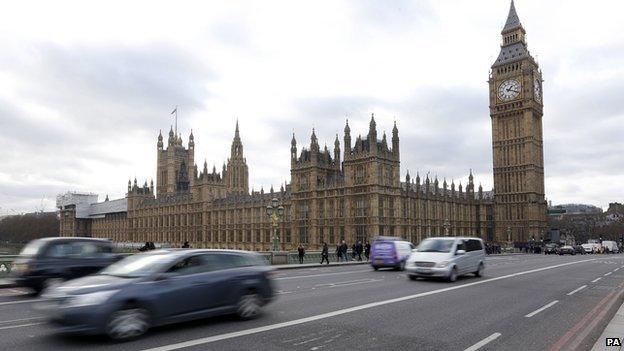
xmin=533 ymin=76 xmax=542 ymax=102
xmin=497 ymin=79 xmax=521 ymax=102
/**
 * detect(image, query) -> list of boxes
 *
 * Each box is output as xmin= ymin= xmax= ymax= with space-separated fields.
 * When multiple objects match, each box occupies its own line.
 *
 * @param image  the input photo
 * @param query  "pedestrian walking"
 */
xmin=182 ymin=241 xmax=190 ymax=248
xmin=351 ymin=243 xmax=356 ymax=260
xmin=320 ymin=242 xmax=330 ymax=265
xmin=297 ymin=244 xmax=306 ymax=264
xmin=355 ymin=241 xmax=363 ymax=261
xmin=340 ymin=241 xmax=348 ymax=262
xmin=335 ymin=244 xmax=341 ymax=262
xmin=364 ymin=241 xmax=371 ymax=261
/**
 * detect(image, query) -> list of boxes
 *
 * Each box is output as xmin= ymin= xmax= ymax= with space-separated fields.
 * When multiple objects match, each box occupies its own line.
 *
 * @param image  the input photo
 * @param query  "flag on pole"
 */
xmin=171 ymin=106 xmax=177 ymax=115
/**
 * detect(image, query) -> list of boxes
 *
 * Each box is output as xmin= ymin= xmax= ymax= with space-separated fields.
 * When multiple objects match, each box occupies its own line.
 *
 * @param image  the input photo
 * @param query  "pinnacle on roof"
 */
xmin=502 ymin=0 xmax=523 ymax=33
xmin=344 ymin=119 xmax=350 ymax=133
xmin=291 ymin=133 xmax=296 ymax=146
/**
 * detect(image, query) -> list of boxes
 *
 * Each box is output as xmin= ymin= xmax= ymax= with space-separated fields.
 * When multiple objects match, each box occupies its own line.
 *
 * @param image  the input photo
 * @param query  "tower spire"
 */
xmin=502 ymin=0 xmax=522 ymax=33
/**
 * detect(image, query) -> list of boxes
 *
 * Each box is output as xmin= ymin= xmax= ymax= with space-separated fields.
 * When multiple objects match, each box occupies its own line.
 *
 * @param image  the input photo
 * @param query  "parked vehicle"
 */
xmin=572 ymin=245 xmax=585 ymax=255
xmin=406 ymin=237 xmax=485 ymax=282
xmin=544 ymin=244 xmax=558 ymax=255
xmin=557 ymin=245 xmax=575 ymax=255
xmin=35 ymin=249 xmax=275 ymax=340
xmin=581 ymin=244 xmax=595 ymax=254
xmin=602 ymin=241 xmax=619 ymax=254
xmin=10 ymin=237 xmax=120 ymax=293
xmin=370 ymin=237 xmax=414 ymax=271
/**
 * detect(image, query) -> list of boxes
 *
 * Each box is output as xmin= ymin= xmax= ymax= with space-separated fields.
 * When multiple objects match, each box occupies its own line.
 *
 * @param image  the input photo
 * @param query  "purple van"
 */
xmin=370 ymin=237 xmax=414 ymax=271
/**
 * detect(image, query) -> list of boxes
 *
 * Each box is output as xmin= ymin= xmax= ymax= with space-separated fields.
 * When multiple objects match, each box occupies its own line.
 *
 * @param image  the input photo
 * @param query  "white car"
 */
xmin=581 ymin=244 xmax=594 ymax=254
xmin=406 ymin=237 xmax=485 ymax=282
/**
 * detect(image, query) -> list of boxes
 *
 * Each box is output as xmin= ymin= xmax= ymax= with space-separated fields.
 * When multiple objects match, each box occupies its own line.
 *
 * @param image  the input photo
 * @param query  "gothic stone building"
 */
xmin=57 ymin=1 xmax=547 ymax=249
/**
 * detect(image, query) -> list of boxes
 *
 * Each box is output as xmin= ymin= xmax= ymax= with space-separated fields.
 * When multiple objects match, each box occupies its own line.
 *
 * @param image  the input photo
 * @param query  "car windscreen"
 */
xmin=417 ymin=239 xmax=455 ymax=253
xmin=19 ymin=239 xmax=46 ymax=257
xmin=100 ymin=253 xmax=174 ymax=278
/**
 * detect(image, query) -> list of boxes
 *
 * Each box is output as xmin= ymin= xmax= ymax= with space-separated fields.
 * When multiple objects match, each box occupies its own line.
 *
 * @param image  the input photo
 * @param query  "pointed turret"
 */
xmin=291 ymin=133 xmax=297 ymax=165
xmin=188 ymin=130 xmax=194 ymax=149
xmin=343 ymin=119 xmax=352 ymax=157
xmin=333 ymin=134 xmax=341 ymax=166
xmin=157 ymin=130 xmax=163 ymax=149
xmin=368 ymin=113 xmax=377 ymax=143
xmin=416 ymin=172 xmax=420 ymax=185
xmin=392 ymin=120 xmax=399 ymax=156
xmin=168 ymin=126 xmax=175 ymax=145
xmin=406 ymin=170 xmax=411 ymax=184
xmin=310 ymin=128 xmax=319 ymax=153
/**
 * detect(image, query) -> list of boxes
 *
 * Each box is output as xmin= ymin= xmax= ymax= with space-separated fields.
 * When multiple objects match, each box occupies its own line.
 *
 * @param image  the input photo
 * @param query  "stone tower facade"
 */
xmin=489 ymin=0 xmax=548 ymax=242
xmin=156 ymin=127 xmax=195 ymax=196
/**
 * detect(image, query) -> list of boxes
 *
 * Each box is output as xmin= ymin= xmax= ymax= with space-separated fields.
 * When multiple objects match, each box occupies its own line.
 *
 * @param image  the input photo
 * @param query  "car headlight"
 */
xmin=65 ymin=290 xmax=119 ymax=308
xmin=435 ymin=261 xmax=450 ymax=268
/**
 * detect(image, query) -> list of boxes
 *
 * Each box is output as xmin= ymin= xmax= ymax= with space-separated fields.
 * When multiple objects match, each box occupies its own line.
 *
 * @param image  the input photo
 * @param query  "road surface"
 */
xmin=0 ymin=254 xmax=623 ymax=351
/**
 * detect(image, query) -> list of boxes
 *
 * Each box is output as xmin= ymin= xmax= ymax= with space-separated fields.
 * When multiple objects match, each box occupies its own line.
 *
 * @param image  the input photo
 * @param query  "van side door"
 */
xmin=454 ymin=240 xmax=469 ymax=274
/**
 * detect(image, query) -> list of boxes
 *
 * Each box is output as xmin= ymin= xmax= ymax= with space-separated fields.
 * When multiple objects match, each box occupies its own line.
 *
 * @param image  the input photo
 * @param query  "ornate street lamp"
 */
xmin=266 ymin=197 xmax=284 ymax=252
xmin=443 ymin=219 xmax=450 ymax=236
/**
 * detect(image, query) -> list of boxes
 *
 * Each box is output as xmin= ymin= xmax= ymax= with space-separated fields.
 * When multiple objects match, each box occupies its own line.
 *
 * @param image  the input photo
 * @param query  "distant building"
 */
xmin=548 ymin=203 xmax=603 ymax=218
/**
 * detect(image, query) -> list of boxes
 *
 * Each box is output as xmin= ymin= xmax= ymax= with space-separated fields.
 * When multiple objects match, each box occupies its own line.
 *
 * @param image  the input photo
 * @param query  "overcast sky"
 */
xmin=0 ymin=0 xmax=623 ymax=214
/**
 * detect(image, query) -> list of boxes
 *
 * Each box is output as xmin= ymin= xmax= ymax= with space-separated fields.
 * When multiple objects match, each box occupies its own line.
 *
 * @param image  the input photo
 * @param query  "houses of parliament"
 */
xmin=57 ymin=1 xmax=548 ymax=250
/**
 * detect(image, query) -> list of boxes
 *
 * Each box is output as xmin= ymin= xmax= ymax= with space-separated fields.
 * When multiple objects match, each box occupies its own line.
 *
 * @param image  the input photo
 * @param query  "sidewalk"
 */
xmin=592 ymin=301 xmax=624 ymax=351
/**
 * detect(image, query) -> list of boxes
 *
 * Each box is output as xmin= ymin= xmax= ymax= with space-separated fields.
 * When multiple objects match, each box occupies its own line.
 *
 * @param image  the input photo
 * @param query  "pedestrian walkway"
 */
xmin=592 ymin=301 xmax=624 ymax=351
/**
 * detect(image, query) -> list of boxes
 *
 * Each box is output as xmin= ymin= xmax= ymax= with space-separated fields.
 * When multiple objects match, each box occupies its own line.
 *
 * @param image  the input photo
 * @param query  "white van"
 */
xmin=602 ymin=241 xmax=619 ymax=254
xmin=406 ymin=237 xmax=485 ymax=282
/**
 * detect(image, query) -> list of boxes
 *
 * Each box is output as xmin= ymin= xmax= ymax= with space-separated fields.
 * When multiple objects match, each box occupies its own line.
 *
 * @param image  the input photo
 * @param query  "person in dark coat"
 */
xmin=320 ymin=242 xmax=329 ymax=264
xmin=364 ymin=241 xmax=371 ymax=261
xmin=182 ymin=241 xmax=190 ymax=248
xmin=351 ymin=243 xmax=356 ymax=260
xmin=297 ymin=244 xmax=305 ymax=264
xmin=340 ymin=241 xmax=348 ymax=262
xmin=335 ymin=244 xmax=341 ymax=262
xmin=355 ymin=241 xmax=363 ymax=261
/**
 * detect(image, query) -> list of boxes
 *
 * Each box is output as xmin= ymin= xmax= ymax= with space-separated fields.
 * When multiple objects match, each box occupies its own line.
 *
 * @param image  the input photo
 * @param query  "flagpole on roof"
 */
xmin=171 ymin=105 xmax=179 ymax=137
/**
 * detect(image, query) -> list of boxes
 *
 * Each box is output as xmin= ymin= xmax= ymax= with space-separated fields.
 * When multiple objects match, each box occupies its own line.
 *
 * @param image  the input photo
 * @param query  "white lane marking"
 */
xmin=141 ymin=259 xmax=595 ymax=351
xmin=314 ymin=278 xmax=382 ymax=288
xmin=591 ymin=277 xmax=602 ymax=283
xmin=276 ymin=291 xmax=293 ymax=295
xmin=464 ymin=332 xmax=502 ymax=351
xmin=566 ymin=285 xmax=587 ymax=296
xmin=604 ymin=272 xmax=612 ymax=276
xmin=0 ymin=299 xmax=38 ymax=307
xmin=0 ymin=316 xmax=44 ymax=324
xmin=525 ymin=300 xmax=559 ymax=318
xmin=0 ymin=322 xmax=44 ymax=331
xmin=614 ymin=268 xmax=619 ymax=272
xmin=275 ymin=269 xmax=371 ymax=281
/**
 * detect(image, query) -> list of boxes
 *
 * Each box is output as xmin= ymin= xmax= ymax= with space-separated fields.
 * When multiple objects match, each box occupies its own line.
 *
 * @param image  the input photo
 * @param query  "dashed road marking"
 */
xmin=566 ymin=285 xmax=587 ymax=296
xmin=591 ymin=277 xmax=602 ymax=283
xmin=525 ymin=300 xmax=559 ymax=318
xmin=464 ymin=332 xmax=502 ymax=351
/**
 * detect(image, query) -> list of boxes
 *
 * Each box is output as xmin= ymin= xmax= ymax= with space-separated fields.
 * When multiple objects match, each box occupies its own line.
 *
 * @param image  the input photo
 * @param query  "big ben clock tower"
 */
xmin=489 ymin=0 xmax=548 ymax=243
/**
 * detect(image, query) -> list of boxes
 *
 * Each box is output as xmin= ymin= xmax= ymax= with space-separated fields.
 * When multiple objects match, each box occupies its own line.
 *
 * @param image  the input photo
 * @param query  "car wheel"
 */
xmin=373 ymin=266 xmax=379 ymax=271
xmin=448 ymin=267 xmax=458 ymax=282
xmin=236 ymin=291 xmax=262 ymax=320
xmin=398 ymin=261 xmax=406 ymax=271
xmin=408 ymin=275 xmax=417 ymax=281
xmin=106 ymin=306 xmax=150 ymax=341
xmin=474 ymin=263 xmax=484 ymax=277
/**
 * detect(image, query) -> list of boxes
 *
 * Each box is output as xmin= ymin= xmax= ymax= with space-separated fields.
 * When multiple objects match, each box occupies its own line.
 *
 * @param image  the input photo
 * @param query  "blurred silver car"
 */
xmin=406 ymin=237 xmax=485 ymax=282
